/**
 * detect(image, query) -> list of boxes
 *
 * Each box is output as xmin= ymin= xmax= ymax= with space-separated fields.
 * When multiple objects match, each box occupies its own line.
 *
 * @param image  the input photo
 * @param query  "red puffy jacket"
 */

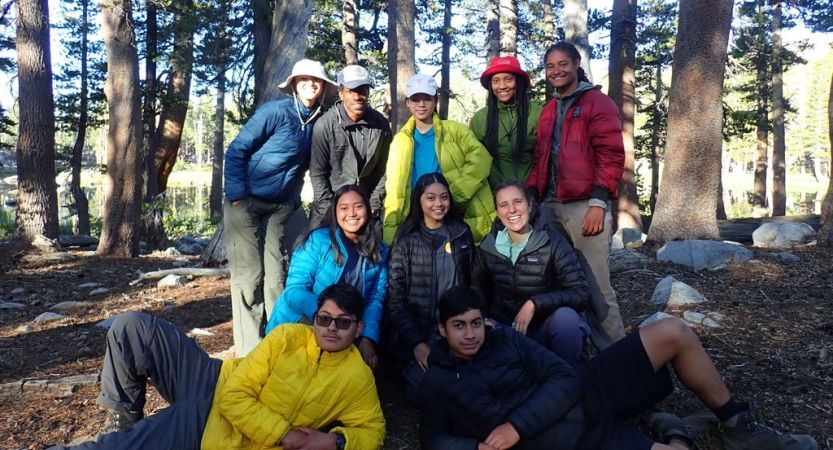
xmin=526 ymin=88 xmax=624 ymax=202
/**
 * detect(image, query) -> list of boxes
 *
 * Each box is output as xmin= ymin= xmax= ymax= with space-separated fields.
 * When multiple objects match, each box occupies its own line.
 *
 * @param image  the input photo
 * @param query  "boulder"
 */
xmin=32 ymin=234 xmax=64 ymax=253
xmin=639 ymin=311 xmax=675 ymax=328
xmin=613 ymin=228 xmax=647 ymax=250
xmin=657 ymin=240 xmax=753 ymax=271
xmin=651 ymin=276 xmax=708 ymax=307
xmin=157 ymin=274 xmax=187 ymax=287
xmin=34 ymin=312 xmax=68 ymax=323
xmin=753 ymin=222 xmax=815 ymax=248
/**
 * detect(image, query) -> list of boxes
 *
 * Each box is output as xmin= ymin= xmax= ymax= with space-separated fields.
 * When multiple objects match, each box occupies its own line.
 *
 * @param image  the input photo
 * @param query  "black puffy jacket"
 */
xmin=387 ymin=220 xmax=475 ymax=350
xmin=419 ymin=326 xmax=586 ymax=450
xmin=473 ymin=206 xmax=589 ymax=326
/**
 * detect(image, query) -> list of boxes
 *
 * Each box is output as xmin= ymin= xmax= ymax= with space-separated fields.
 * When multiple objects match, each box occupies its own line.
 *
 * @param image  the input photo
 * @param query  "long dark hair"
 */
xmin=544 ymin=42 xmax=591 ymax=85
xmin=393 ymin=172 xmax=464 ymax=244
xmin=302 ymin=184 xmax=383 ymax=266
xmin=483 ymin=74 xmax=531 ymax=173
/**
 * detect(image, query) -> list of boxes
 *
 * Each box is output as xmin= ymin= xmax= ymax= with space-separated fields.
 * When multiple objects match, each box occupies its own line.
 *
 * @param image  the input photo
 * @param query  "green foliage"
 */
xmin=164 ymin=208 xmax=218 ymax=240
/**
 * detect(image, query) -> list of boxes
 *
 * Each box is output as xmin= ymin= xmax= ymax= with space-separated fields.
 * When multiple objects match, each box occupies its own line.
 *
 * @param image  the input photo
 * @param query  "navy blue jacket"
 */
xmin=224 ymin=98 xmax=322 ymax=205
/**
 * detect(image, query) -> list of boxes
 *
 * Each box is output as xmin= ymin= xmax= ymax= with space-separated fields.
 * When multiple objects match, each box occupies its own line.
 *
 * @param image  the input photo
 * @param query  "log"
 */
xmin=129 ymin=268 xmax=230 ymax=286
xmin=58 ymin=235 xmax=99 ymax=247
xmin=718 ymin=214 xmax=820 ymax=243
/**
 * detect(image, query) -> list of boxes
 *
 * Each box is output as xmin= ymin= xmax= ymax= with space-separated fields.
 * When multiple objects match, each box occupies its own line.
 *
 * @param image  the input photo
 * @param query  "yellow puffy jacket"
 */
xmin=201 ymin=324 xmax=386 ymax=450
xmin=383 ymin=114 xmax=495 ymax=244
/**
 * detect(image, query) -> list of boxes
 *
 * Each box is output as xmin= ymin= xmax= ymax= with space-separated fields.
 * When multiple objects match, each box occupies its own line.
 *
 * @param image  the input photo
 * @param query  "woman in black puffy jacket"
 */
xmin=387 ymin=172 xmax=475 ymax=404
xmin=473 ymin=179 xmax=590 ymax=366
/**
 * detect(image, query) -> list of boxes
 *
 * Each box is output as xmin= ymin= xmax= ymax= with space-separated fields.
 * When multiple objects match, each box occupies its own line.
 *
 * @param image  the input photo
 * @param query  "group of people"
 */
xmin=51 ymin=43 xmax=818 ymax=450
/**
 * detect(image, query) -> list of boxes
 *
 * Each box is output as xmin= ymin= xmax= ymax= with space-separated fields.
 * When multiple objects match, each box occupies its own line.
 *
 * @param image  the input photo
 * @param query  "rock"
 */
xmin=157 ymin=274 xmax=187 ymax=287
xmin=172 ymin=258 xmax=189 ymax=268
xmin=50 ymin=301 xmax=92 ymax=311
xmin=32 ymin=234 xmax=64 ymax=252
xmin=0 ymin=301 xmax=25 ymax=309
xmin=34 ymin=312 xmax=68 ymax=323
xmin=189 ymin=328 xmax=214 ymax=336
xmin=639 ymin=311 xmax=675 ymax=328
xmin=702 ymin=318 xmax=722 ymax=328
xmin=752 ymin=223 xmax=781 ymax=247
xmin=683 ymin=310 xmax=706 ymax=324
xmin=90 ymin=288 xmax=110 ymax=295
xmin=609 ymin=249 xmax=653 ymax=273
xmin=656 ymin=240 xmax=753 ymax=271
xmin=21 ymin=253 xmax=75 ymax=263
xmin=651 ymin=276 xmax=708 ymax=307
xmin=78 ymin=282 xmax=100 ymax=288
xmin=771 ymin=223 xmax=814 ymax=247
xmin=165 ymin=247 xmax=182 ymax=256
xmin=16 ymin=324 xmax=34 ymax=333
xmin=11 ymin=288 xmax=25 ymax=294
xmin=708 ymin=264 xmax=728 ymax=271
xmin=178 ymin=244 xmax=204 ymax=255
xmin=613 ymin=228 xmax=647 ymax=250
xmin=769 ymin=252 xmax=801 ymax=262
xmin=96 ymin=317 xmax=118 ymax=328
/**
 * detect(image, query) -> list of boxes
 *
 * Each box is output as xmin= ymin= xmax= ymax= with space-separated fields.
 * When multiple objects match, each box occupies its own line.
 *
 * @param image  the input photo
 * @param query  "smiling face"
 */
xmin=313 ymin=299 xmax=363 ymax=353
xmin=495 ymin=185 xmax=531 ymax=237
xmin=294 ymin=76 xmax=325 ymax=108
xmin=439 ymin=307 xmax=485 ymax=361
xmin=339 ymin=84 xmax=370 ymax=121
xmin=406 ymin=93 xmax=436 ymax=123
xmin=545 ymin=50 xmax=580 ymax=96
xmin=420 ymin=182 xmax=451 ymax=229
xmin=490 ymin=72 xmax=517 ymax=104
xmin=335 ymin=190 xmax=367 ymax=241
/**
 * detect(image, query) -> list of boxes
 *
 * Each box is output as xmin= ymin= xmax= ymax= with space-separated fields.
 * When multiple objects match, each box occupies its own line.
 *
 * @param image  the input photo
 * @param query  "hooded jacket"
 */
xmin=202 ymin=324 xmax=386 ymax=450
xmin=224 ymin=98 xmax=322 ymax=206
xmin=473 ymin=205 xmax=589 ymax=326
xmin=526 ymin=87 xmax=624 ymax=203
xmin=383 ymin=114 xmax=495 ymax=244
xmin=308 ymin=102 xmax=392 ymax=228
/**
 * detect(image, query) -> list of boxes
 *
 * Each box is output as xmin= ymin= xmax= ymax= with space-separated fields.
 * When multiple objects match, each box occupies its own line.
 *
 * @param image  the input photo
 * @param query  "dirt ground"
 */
xmin=0 ymin=243 xmax=831 ymax=450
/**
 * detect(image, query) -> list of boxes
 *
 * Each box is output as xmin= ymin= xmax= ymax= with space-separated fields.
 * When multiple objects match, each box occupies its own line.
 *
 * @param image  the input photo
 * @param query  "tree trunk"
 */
xmin=142 ymin=0 xmax=165 ymax=251
xmin=388 ymin=0 xmax=416 ymax=132
xmin=752 ymin=7 xmax=769 ymax=218
xmin=608 ymin=0 xmax=641 ymax=232
xmin=98 ymin=0 xmax=143 ymax=257
xmin=716 ymin=173 xmax=727 ymax=220
xmin=499 ymin=0 xmax=517 ymax=56
xmin=646 ymin=0 xmax=733 ymax=245
xmin=649 ymin=50 xmax=662 ymax=215
xmin=438 ymin=0 xmax=452 ymax=119
xmin=70 ymin=0 xmax=91 ymax=236
xmin=543 ymin=0 xmax=555 ymax=100
xmin=486 ymin=0 xmax=500 ymax=64
xmin=252 ymin=0 xmax=272 ymax=106
xmin=259 ymin=0 xmax=315 ymax=108
xmin=563 ymin=0 xmax=594 ymax=83
xmin=343 ymin=0 xmax=359 ymax=65
xmin=14 ymin=0 xmax=60 ymax=242
xmin=210 ymin=64 xmax=226 ymax=220
xmin=818 ymin=71 xmax=833 ymax=246
xmin=771 ymin=1 xmax=786 ymax=216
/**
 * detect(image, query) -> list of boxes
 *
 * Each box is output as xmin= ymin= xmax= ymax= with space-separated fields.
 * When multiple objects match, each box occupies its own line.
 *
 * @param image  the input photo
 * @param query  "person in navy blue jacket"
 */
xmin=223 ymin=59 xmax=337 ymax=357
xmin=266 ymin=185 xmax=388 ymax=369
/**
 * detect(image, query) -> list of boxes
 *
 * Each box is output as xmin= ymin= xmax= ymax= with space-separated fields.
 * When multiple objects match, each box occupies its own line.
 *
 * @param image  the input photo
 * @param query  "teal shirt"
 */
xmin=495 ymin=226 xmax=532 ymax=265
xmin=412 ymin=127 xmax=440 ymax=189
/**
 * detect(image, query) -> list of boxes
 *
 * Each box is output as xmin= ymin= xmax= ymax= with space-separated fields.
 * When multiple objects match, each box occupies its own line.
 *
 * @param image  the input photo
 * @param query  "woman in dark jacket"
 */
xmin=473 ymin=179 xmax=590 ymax=366
xmin=388 ymin=172 xmax=475 ymax=404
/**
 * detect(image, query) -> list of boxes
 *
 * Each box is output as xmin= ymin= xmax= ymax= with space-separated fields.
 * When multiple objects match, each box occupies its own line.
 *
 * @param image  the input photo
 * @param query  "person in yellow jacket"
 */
xmin=383 ymin=73 xmax=495 ymax=244
xmin=49 ymin=283 xmax=385 ymax=450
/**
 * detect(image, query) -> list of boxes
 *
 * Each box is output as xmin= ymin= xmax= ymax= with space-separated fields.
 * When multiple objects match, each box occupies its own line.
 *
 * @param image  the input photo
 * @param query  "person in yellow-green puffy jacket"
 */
xmin=469 ymin=56 xmax=543 ymax=191
xmin=383 ymin=73 xmax=495 ymax=244
xmin=49 ymin=283 xmax=385 ymax=450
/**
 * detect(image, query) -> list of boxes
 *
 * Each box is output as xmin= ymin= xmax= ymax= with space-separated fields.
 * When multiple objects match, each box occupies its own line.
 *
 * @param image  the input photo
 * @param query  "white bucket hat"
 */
xmin=278 ymin=59 xmax=338 ymax=100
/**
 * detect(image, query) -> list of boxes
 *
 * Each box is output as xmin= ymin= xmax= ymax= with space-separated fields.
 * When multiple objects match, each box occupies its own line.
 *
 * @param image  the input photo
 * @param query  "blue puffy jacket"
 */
xmin=265 ymin=228 xmax=389 ymax=343
xmin=224 ymin=98 xmax=321 ymax=204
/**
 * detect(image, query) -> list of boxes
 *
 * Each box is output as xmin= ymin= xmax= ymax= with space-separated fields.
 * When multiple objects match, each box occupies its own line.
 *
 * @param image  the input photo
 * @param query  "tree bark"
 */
xmin=649 ymin=48 xmax=662 ymax=215
xmin=387 ymin=0 xmax=416 ymax=132
xmin=608 ymin=0 xmax=641 ymax=232
xmin=69 ymin=0 xmax=91 ymax=236
xmin=14 ymin=0 xmax=60 ymax=242
xmin=646 ymin=0 xmax=733 ymax=245
xmin=485 ymin=0 xmax=500 ymax=64
xmin=771 ymin=1 xmax=786 ymax=216
xmin=343 ymin=0 xmax=359 ymax=65
xmin=563 ymin=0 xmax=594 ymax=83
xmin=438 ymin=0 xmax=452 ymax=119
xmin=252 ymin=0 xmax=272 ymax=106
xmin=210 ymin=63 xmax=226 ymax=220
xmin=258 ymin=0 xmax=315 ymax=108
xmin=818 ymin=71 xmax=833 ymax=246
xmin=499 ymin=0 xmax=517 ymax=56
xmin=98 ymin=0 xmax=143 ymax=257
xmin=142 ymin=0 xmax=165 ymax=251
xmin=752 ymin=3 xmax=769 ymax=218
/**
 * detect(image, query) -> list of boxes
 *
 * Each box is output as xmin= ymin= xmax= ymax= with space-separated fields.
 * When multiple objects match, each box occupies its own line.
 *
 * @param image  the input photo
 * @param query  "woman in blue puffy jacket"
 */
xmin=266 ymin=185 xmax=388 ymax=369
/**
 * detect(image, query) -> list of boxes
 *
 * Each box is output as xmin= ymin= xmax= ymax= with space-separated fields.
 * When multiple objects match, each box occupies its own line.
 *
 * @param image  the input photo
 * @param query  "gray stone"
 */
xmin=165 ymin=247 xmax=182 ymax=256
xmin=34 ymin=312 xmax=68 ymax=323
xmin=613 ymin=228 xmax=647 ymax=250
xmin=651 ymin=276 xmax=708 ymax=307
xmin=96 ymin=316 xmax=118 ymax=328
xmin=22 ymin=252 xmax=75 ymax=263
xmin=771 ymin=223 xmax=812 ymax=248
xmin=78 ymin=282 xmax=100 ymax=288
xmin=702 ymin=318 xmax=722 ymax=328
xmin=769 ymin=252 xmax=801 ymax=262
xmin=178 ymin=244 xmax=204 ymax=255
xmin=157 ymin=274 xmax=187 ymax=287
xmin=16 ymin=324 xmax=34 ymax=333
xmin=639 ymin=312 xmax=675 ymax=328
xmin=90 ymin=287 xmax=110 ymax=295
xmin=708 ymin=264 xmax=728 ymax=271
xmin=752 ymin=222 xmax=782 ymax=247
xmin=172 ymin=258 xmax=189 ymax=268
xmin=32 ymin=234 xmax=64 ymax=252
xmin=11 ymin=287 xmax=25 ymax=294
xmin=656 ymin=240 xmax=753 ymax=271
xmin=683 ymin=310 xmax=707 ymax=324
xmin=50 ymin=301 xmax=92 ymax=311
xmin=0 ymin=301 xmax=25 ymax=309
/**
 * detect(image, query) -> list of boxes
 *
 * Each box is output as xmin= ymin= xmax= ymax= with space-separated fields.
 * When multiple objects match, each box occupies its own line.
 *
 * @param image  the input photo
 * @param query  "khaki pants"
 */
xmin=544 ymin=200 xmax=625 ymax=351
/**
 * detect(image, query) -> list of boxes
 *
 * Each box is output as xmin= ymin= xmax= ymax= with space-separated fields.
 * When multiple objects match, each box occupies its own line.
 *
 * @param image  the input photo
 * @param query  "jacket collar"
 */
xmin=304 ymin=325 xmax=354 ymax=366
xmin=402 ymin=113 xmax=444 ymax=140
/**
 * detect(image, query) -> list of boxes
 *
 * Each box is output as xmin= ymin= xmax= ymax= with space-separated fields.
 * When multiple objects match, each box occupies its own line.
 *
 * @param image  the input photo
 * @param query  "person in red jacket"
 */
xmin=526 ymin=42 xmax=625 ymax=352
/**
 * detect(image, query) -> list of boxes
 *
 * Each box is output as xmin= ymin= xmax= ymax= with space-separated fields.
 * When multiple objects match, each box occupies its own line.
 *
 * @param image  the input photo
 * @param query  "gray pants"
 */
xmin=224 ymin=196 xmax=295 ymax=356
xmin=545 ymin=200 xmax=626 ymax=351
xmin=57 ymin=312 xmax=223 ymax=450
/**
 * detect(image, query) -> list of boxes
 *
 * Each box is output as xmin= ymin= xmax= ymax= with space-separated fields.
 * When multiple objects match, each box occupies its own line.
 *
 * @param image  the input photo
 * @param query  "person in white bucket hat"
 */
xmin=224 ymin=59 xmax=337 ymax=357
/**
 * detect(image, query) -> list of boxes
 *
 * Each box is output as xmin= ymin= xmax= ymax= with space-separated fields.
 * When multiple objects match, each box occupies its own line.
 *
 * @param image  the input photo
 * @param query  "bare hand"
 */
xmin=413 ymin=343 xmax=431 ymax=372
xmin=513 ymin=301 xmax=535 ymax=335
xmin=358 ymin=338 xmax=378 ymax=370
xmin=296 ymin=427 xmax=338 ymax=450
xmin=484 ymin=422 xmax=520 ymax=449
xmin=231 ymin=200 xmax=242 ymax=206
xmin=581 ymin=206 xmax=604 ymax=236
xmin=479 ymin=443 xmax=500 ymax=450
xmin=280 ymin=429 xmax=309 ymax=449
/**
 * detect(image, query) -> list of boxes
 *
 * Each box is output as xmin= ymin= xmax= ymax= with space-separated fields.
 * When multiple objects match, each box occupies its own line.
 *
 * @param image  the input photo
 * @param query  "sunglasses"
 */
xmin=314 ymin=313 xmax=358 ymax=330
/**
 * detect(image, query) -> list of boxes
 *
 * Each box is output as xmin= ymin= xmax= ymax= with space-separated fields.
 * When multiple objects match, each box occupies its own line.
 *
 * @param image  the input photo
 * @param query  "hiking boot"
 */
xmin=648 ymin=412 xmax=696 ymax=449
xmin=720 ymin=407 xmax=818 ymax=450
xmin=681 ymin=411 xmax=721 ymax=439
xmin=100 ymin=409 xmax=144 ymax=435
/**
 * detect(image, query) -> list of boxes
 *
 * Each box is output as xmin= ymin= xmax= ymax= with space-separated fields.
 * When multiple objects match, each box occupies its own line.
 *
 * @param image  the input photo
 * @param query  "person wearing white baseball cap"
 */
xmin=383 ymin=73 xmax=495 ymax=245
xmin=224 ymin=59 xmax=337 ymax=357
xmin=308 ymin=65 xmax=392 ymax=234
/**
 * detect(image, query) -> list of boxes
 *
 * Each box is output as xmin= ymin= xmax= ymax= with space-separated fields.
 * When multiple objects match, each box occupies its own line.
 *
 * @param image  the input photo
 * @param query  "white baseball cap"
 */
xmin=338 ymin=65 xmax=373 ymax=89
xmin=278 ymin=59 xmax=338 ymax=98
xmin=406 ymin=73 xmax=438 ymax=98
